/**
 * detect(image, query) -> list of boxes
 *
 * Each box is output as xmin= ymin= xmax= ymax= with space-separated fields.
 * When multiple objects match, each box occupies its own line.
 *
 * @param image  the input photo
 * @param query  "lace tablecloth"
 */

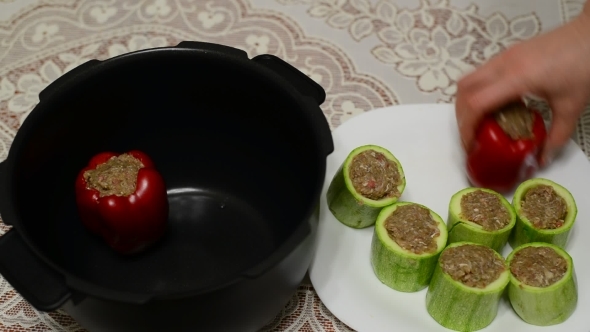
xmin=0 ymin=0 xmax=588 ymax=331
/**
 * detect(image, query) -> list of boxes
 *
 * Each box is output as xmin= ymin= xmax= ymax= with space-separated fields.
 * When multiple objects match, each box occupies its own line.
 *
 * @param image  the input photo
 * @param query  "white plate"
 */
xmin=309 ymin=104 xmax=590 ymax=332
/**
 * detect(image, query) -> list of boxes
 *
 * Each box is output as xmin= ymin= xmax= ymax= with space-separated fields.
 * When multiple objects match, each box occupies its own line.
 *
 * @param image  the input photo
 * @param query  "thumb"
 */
xmin=542 ymin=99 xmax=584 ymax=166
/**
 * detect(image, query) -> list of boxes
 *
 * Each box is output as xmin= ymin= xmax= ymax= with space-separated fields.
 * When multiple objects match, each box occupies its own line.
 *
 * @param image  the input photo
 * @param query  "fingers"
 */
xmin=542 ymin=97 xmax=585 ymax=166
xmin=456 ymin=51 xmax=506 ymax=90
xmin=455 ymin=67 xmax=497 ymax=151
xmin=456 ymin=70 xmax=528 ymax=152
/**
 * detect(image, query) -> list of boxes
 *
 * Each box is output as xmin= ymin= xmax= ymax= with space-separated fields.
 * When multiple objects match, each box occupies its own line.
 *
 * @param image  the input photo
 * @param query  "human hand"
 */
xmin=455 ymin=3 xmax=590 ymax=166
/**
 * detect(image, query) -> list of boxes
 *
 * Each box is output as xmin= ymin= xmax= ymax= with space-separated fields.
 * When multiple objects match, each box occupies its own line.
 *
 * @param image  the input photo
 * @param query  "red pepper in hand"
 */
xmin=75 ymin=150 xmax=168 ymax=254
xmin=466 ymin=102 xmax=547 ymax=193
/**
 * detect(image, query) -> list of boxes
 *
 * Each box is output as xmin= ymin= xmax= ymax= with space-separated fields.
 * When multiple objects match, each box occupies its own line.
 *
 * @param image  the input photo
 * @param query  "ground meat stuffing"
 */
xmin=459 ymin=190 xmax=511 ymax=231
xmin=384 ymin=204 xmax=440 ymax=255
xmin=83 ymin=154 xmax=144 ymax=197
xmin=349 ymin=149 xmax=401 ymax=201
xmin=494 ymin=102 xmax=534 ymax=140
xmin=520 ymin=185 xmax=567 ymax=229
xmin=510 ymin=246 xmax=567 ymax=287
xmin=440 ymin=244 xmax=505 ymax=288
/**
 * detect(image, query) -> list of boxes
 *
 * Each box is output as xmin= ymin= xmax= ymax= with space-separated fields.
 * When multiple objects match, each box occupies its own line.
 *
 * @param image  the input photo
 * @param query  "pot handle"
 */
xmin=252 ymin=54 xmax=334 ymax=156
xmin=252 ymin=54 xmax=326 ymax=105
xmin=0 ymin=161 xmax=9 ymax=226
xmin=0 ymin=162 xmax=70 ymax=311
xmin=0 ymin=229 xmax=71 ymax=311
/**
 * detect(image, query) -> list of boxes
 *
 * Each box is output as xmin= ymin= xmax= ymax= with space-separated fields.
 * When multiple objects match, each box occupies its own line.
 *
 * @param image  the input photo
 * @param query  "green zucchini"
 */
xmin=426 ymin=242 xmax=510 ymax=331
xmin=506 ymin=242 xmax=577 ymax=326
xmin=509 ymin=178 xmax=577 ymax=249
xmin=370 ymin=202 xmax=447 ymax=292
xmin=327 ymin=145 xmax=406 ymax=228
xmin=447 ymin=187 xmax=516 ymax=253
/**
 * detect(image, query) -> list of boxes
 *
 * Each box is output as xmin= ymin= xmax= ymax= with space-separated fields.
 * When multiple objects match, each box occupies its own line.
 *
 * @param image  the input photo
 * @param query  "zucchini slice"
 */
xmin=370 ymin=202 xmax=447 ymax=292
xmin=506 ymin=242 xmax=578 ymax=326
xmin=509 ymin=178 xmax=577 ymax=249
xmin=327 ymin=145 xmax=406 ymax=228
xmin=426 ymin=242 xmax=510 ymax=332
xmin=447 ymin=187 xmax=516 ymax=253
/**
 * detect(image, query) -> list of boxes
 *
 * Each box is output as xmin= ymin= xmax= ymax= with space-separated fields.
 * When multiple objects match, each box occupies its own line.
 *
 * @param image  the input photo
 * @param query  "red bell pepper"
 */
xmin=466 ymin=102 xmax=547 ymax=193
xmin=75 ymin=150 xmax=168 ymax=254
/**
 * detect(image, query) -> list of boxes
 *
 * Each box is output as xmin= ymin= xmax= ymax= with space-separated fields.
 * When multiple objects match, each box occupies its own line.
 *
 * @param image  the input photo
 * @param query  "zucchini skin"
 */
xmin=506 ymin=242 xmax=578 ymax=326
xmin=447 ymin=187 xmax=516 ymax=253
xmin=326 ymin=145 xmax=406 ymax=228
xmin=425 ymin=242 xmax=510 ymax=332
xmin=370 ymin=202 xmax=447 ymax=292
xmin=509 ymin=178 xmax=577 ymax=249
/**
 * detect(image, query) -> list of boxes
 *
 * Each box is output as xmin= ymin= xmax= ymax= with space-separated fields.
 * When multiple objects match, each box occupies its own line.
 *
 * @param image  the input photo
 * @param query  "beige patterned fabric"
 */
xmin=0 ymin=0 xmax=587 ymax=331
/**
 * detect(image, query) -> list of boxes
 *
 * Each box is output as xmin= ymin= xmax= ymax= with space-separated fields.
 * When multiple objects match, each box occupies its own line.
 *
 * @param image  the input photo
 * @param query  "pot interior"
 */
xmin=11 ymin=49 xmax=324 ymax=297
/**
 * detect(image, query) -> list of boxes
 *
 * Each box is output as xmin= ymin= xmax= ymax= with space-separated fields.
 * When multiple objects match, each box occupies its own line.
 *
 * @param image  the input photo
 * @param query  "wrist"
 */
xmin=571 ymin=3 xmax=590 ymax=47
xmin=581 ymin=0 xmax=590 ymax=25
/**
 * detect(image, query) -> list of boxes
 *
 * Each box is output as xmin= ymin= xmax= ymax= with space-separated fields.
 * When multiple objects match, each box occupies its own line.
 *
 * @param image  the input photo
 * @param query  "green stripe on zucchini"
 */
xmin=447 ymin=187 xmax=516 ymax=253
xmin=327 ymin=145 xmax=406 ymax=228
xmin=506 ymin=242 xmax=578 ymax=326
xmin=370 ymin=202 xmax=447 ymax=292
xmin=509 ymin=178 xmax=577 ymax=249
xmin=426 ymin=242 xmax=510 ymax=332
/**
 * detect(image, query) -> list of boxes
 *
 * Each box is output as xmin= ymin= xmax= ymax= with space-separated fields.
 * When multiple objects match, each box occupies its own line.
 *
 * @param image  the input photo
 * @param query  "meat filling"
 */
xmin=349 ymin=149 xmax=401 ymax=201
xmin=510 ymin=246 xmax=567 ymax=287
xmin=520 ymin=185 xmax=567 ymax=229
xmin=440 ymin=244 xmax=505 ymax=289
xmin=459 ymin=190 xmax=511 ymax=231
xmin=83 ymin=154 xmax=144 ymax=197
xmin=494 ymin=102 xmax=534 ymax=140
xmin=384 ymin=204 xmax=440 ymax=255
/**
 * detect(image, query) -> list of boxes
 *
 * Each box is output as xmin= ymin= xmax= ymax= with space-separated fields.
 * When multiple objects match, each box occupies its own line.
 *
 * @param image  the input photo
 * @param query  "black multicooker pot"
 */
xmin=0 ymin=41 xmax=333 ymax=331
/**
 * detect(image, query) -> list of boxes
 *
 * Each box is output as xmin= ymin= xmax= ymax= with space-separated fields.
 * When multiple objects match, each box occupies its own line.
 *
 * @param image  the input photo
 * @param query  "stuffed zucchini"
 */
xmin=447 ymin=187 xmax=516 ymax=253
xmin=507 ymin=242 xmax=577 ymax=326
xmin=370 ymin=202 xmax=447 ymax=292
xmin=426 ymin=242 xmax=510 ymax=331
xmin=327 ymin=145 xmax=406 ymax=228
xmin=509 ymin=178 xmax=577 ymax=249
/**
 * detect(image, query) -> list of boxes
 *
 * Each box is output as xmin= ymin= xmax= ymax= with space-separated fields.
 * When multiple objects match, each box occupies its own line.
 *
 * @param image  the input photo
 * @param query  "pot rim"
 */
xmin=0 ymin=41 xmax=330 ymax=304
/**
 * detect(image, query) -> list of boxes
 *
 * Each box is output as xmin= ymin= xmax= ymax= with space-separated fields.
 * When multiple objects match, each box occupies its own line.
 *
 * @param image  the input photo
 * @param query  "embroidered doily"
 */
xmin=0 ymin=0 xmax=587 ymax=331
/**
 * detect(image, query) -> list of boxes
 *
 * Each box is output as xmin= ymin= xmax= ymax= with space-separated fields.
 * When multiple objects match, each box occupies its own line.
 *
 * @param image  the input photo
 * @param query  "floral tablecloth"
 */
xmin=0 ymin=0 xmax=588 ymax=331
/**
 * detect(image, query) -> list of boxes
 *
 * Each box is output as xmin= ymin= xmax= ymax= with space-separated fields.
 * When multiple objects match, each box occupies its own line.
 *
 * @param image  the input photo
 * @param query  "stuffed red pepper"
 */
xmin=466 ymin=101 xmax=547 ymax=193
xmin=75 ymin=150 xmax=169 ymax=254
